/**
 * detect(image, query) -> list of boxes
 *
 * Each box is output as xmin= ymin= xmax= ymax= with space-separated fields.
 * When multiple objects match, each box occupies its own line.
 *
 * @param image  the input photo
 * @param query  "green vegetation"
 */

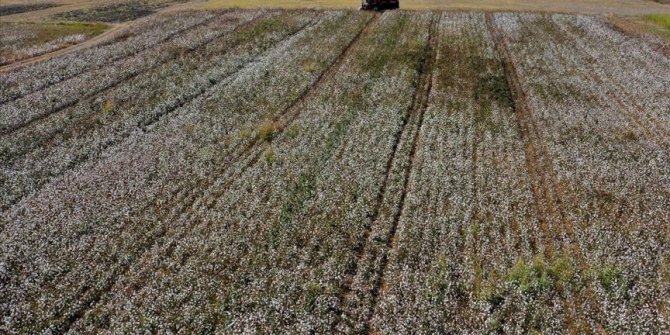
xmin=645 ymin=13 xmax=670 ymax=30
xmin=638 ymin=13 xmax=670 ymax=39
xmin=285 ymin=126 xmax=300 ymax=139
xmin=257 ymin=120 xmax=280 ymax=142
xmin=264 ymin=148 xmax=276 ymax=164
xmin=476 ymin=254 xmax=632 ymax=306
xmin=591 ymin=263 xmax=628 ymax=295
xmin=506 ymin=255 xmax=576 ymax=295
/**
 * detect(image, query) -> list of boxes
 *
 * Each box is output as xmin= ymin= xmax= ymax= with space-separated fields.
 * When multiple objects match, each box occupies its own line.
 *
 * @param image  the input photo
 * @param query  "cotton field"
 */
xmin=0 ymin=9 xmax=668 ymax=334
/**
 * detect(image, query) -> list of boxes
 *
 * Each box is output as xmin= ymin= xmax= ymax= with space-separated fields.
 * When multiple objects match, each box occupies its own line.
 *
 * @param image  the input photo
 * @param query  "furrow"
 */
xmin=364 ymin=15 xmax=437 ymax=335
xmin=486 ymin=13 xmax=558 ymax=258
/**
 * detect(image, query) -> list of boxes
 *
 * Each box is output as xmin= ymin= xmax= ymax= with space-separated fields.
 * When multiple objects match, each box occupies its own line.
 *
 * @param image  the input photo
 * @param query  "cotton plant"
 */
xmin=0 ymin=10 xmax=369 ymax=333
xmin=0 ymin=10 xmax=295 ymax=210
xmin=0 ymin=12 xmax=231 ymax=133
xmin=497 ymin=12 xmax=670 ymax=333
xmin=1 ymin=9 xmax=669 ymax=335
xmin=0 ymin=11 xmax=212 ymax=104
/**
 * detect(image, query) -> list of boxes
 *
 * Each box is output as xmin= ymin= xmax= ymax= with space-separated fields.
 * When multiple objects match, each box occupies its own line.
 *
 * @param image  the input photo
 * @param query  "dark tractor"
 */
xmin=361 ymin=0 xmax=399 ymax=10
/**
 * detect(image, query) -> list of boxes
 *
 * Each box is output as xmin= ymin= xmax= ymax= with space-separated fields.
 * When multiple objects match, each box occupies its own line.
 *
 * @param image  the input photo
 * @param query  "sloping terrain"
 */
xmin=0 ymin=9 xmax=669 ymax=334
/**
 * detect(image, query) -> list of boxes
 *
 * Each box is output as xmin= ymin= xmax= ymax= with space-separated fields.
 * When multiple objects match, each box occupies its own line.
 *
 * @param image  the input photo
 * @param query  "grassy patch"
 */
xmin=645 ymin=13 xmax=670 ymax=30
xmin=285 ymin=126 xmax=300 ymax=139
xmin=590 ymin=263 xmax=630 ymax=296
xmin=622 ymin=13 xmax=670 ymax=41
xmin=478 ymin=255 xmax=632 ymax=308
xmin=102 ymin=97 xmax=115 ymax=114
xmin=257 ymin=120 xmax=282 ymax=142
xmin=506 ymin=254 xmax=576 ymax=295
xmin=643 ymin=14 xmax=670 ymax=39
xmin=264 ymin=148 xmax=276 ymax=164
xmin=475 ymin=72 xmax=513 ymax=109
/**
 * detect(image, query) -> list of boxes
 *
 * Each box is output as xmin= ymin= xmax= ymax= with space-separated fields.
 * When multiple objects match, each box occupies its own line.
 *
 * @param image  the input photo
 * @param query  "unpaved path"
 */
xmin=0 ymin=23 xmax=127 ymax=73
xmin=0 ymin=1 xmax=206 ymax=73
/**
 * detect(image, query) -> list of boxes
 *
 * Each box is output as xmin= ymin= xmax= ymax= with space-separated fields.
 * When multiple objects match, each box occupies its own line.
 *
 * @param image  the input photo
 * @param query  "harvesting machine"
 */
xmin=360 ymin=0 xmax=399 ymax=10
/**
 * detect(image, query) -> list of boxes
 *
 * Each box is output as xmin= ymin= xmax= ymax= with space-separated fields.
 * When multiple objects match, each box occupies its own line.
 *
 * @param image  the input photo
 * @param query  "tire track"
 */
xmin=0 ymin=12 xmax=267 ymax=136
xmin=50 ymin=14 xmax=377 ymax=333
xmin=366 ymin=15 xmax=436 ymax=334
xmin=329 ymin=14 xmax=437 ymax=335
xmin=487 ymin=13 xmax=607 ymax=333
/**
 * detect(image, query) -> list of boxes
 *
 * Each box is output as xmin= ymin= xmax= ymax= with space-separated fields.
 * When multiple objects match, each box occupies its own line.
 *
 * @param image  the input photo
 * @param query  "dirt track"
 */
xmin=0 ymin=1 xmax=205 ymax=73
xmin=0 ymin=24 xmax=127 ymax=73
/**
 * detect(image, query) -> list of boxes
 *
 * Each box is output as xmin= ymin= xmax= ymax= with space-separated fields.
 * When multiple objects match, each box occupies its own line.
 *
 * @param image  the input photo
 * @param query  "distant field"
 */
xmin=52 ymin=0 xmax=188 ymax=23
xmin=201 ymin=0 xmax=670 ymax=14
xmin=1 ymin=9 xmax=669 ymax=334
xmin=1 ymin=0 xmax=669 ymax=19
